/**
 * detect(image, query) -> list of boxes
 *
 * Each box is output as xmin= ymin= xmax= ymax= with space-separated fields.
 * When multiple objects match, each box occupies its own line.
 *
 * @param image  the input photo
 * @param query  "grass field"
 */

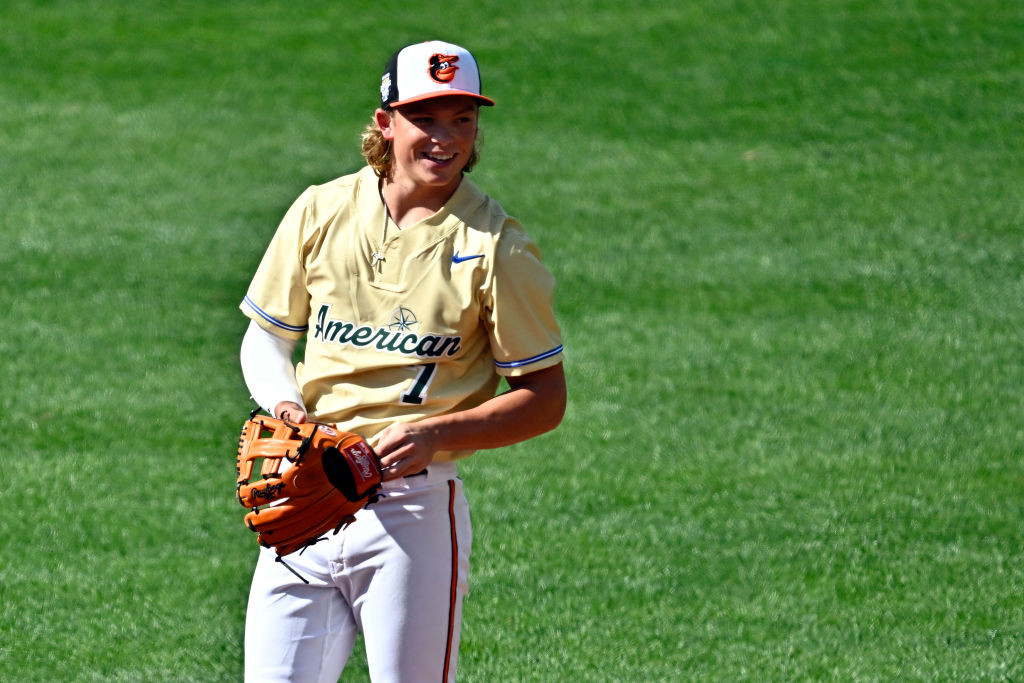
xmin=2 ymin=0 xmax=1022 ymax=680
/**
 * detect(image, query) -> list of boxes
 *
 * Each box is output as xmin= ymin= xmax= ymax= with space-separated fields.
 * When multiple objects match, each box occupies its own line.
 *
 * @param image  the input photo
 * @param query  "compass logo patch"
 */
xmin=388 ymin=307 xmax=419 ymax=332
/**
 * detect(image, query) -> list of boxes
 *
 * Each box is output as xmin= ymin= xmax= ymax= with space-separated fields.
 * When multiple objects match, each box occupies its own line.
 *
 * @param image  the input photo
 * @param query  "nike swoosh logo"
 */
xmin=452 ymin=252 xmax=484 ymax=264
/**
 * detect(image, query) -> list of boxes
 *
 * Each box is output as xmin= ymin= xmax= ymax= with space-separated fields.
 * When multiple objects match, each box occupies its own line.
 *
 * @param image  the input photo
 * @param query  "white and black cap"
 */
xmin=380 ymin=40 xmax=496 ymax=109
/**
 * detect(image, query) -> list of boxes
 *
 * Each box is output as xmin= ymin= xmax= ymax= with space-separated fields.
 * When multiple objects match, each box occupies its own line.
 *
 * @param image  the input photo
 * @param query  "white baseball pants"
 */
xmin=244 ymin=463 xmax=472 ymax=683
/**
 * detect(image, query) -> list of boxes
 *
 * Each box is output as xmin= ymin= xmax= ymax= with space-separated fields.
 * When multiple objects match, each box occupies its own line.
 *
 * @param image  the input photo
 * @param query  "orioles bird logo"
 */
xmin=429 ymin=53 xmax=459 ymax=83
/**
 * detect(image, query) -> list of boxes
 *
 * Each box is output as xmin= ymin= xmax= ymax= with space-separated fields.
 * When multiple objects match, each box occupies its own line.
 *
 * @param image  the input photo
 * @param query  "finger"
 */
xmin=374 ymin=434 xmax=409 ymax=463
xmin=373 ymin=428 xmax=401 ymax=456
xmin=377 ymin=439 xmax=413 ymax=469
xmin=275 ymin=401 xmax=307 ymax=424
xmin=381 ymin=463 xmax=404 ymax=481
xmin=281 ymin=408 xmax=307 ymax=424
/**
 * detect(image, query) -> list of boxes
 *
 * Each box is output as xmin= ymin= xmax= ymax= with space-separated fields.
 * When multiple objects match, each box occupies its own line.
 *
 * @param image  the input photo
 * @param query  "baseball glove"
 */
xmin=235 ymin=413 xmax=383 ymax=557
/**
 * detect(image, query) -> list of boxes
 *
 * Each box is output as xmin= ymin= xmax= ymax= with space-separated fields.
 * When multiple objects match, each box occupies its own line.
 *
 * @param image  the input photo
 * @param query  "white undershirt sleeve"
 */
xmin=240 ymin=320 xmax=306 ymax=415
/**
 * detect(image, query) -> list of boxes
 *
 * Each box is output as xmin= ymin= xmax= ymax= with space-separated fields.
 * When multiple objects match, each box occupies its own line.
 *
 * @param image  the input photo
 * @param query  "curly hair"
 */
xmin=360 ymin=114 xmax=481 ymax=179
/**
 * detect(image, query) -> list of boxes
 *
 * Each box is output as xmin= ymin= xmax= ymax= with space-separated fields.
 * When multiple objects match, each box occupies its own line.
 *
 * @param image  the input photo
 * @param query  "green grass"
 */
xmin=2 ymin=0 xmax=1022 ymax=680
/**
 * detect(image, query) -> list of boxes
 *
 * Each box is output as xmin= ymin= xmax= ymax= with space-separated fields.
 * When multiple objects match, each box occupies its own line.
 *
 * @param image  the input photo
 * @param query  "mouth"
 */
xmin=422 ymin=151 xmax=456 ymax=164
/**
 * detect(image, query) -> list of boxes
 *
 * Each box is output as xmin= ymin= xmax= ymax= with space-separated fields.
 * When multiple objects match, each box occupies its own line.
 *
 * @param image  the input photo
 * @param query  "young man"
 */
xmin=239 ymin=40 xmax=566 ymax=682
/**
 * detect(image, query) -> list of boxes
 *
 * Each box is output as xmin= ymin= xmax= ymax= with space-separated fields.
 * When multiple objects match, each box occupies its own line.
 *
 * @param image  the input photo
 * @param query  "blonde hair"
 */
xmin=360 ymin=113 xmax=481 ymax=179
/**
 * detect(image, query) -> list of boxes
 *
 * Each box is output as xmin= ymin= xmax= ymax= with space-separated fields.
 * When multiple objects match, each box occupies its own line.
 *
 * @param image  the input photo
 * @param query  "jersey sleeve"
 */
xmin=484 ymin=221 xmax=564 ymax=376
xmin=240 ymin=187 xmax=316 ymax=340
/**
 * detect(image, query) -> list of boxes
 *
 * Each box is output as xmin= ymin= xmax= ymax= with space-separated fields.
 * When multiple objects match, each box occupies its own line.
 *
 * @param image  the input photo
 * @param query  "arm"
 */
xmin=240 ymin=320 xmax=308 ymax=423
xmin=375 ymin=362 xmax=567 ymax=480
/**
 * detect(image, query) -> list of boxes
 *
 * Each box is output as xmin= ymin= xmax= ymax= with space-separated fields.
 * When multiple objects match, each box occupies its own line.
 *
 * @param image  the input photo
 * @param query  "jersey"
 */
xmin=241 ymin=165 xmax=563 ymax=461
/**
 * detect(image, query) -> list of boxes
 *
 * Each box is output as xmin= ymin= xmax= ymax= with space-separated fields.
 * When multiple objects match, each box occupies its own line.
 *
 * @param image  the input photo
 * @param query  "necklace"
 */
xmin=371 ymin=185 xmax=390 ymax=269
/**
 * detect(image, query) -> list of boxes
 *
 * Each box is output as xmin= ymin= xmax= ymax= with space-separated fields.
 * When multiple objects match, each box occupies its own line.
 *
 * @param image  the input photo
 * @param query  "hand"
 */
xmin=274 ymin=401 xmax=307 ymax=424
xmin=374 ymin=422 xmax=438 ymax=481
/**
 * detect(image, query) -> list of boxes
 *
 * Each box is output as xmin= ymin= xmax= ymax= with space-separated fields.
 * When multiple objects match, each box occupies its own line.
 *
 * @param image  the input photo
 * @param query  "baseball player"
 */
xmin=238 ymin=40 xmax=566 ymax=682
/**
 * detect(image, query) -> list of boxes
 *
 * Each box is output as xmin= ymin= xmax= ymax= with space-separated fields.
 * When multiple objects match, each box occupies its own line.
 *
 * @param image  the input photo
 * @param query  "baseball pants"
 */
xmin=244 ymin=463 xmax=472 ymax=683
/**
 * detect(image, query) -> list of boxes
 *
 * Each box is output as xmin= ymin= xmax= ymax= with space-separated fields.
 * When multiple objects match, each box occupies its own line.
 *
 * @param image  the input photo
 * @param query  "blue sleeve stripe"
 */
xmin=243 ymin=296 xmax=308 ymax=333
xmin=494 ymin=345 xmax=564 ymax=369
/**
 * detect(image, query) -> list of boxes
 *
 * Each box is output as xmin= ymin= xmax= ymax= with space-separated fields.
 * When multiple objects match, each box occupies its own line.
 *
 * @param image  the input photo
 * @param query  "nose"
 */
xmin=429 ymin=122 xmax=456 ymax=143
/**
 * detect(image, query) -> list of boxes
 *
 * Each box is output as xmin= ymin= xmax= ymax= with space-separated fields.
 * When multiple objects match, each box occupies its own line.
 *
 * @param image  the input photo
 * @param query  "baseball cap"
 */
xmin=380 ymin=40 xmax=495 ymax=109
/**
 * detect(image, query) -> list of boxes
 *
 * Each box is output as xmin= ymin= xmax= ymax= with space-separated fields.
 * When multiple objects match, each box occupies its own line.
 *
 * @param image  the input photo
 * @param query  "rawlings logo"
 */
xmin=252 ymin=481 xmax=285 ymax=500
xmin=345 ymin=442 xmax=376 ymax=479
xmin=429 ymin=53 xmax=459 ymax=83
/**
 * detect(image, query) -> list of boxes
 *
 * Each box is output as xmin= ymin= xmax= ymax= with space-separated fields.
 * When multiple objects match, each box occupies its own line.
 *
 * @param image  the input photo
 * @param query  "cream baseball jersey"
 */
xmin=241 ymin=166 xmax=563 ymax=461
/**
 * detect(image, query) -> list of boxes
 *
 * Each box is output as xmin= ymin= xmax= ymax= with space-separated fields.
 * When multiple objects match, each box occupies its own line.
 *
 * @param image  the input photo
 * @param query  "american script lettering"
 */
xmin=312 ymin=304 xmax=462 ymax=358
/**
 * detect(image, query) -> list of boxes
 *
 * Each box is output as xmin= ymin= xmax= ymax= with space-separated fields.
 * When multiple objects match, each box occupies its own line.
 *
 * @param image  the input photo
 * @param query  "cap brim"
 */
xmin=389 ymin=90 xmax=496 ymax=108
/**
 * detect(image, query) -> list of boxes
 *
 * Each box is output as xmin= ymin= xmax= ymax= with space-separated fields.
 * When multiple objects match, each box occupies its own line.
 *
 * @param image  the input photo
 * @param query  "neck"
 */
xmin=381 ymin=175 xmax=462 ymax=229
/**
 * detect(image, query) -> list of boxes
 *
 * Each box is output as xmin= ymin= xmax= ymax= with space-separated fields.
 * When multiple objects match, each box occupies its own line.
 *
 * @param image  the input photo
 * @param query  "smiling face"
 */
xmin=375 ymin=95 xmax=480 ymax=200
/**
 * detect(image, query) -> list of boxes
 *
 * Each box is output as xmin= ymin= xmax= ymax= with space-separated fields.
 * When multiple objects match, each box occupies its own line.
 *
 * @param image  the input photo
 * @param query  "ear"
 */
xmin=374 ymin=108 xmax=395 ymax=141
